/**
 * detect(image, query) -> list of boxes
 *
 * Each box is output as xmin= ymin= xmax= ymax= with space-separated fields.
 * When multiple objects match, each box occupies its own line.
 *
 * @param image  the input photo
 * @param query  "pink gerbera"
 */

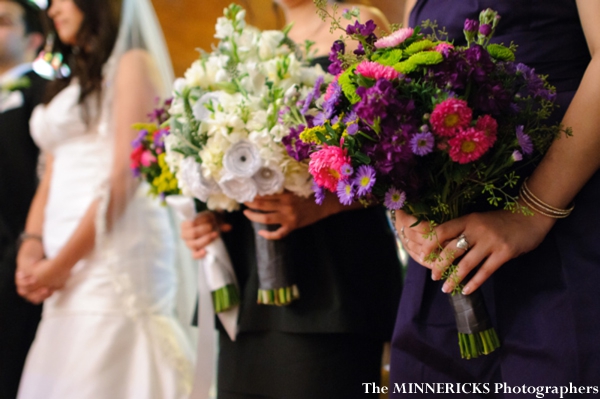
xmin=374 ymin=27 xmax=414 ymax=49
xmin=356 ymin=61 xmax=400 ymax=80
xmin=448 ymin=128 xmax=488 ymax=164
xmin=475 ymin=114 xmax=498 ymax=149
xmin=430 ymin=98 xmax=473 ymax=137
xmin=309 ymin=144 xmax=352 ymax=192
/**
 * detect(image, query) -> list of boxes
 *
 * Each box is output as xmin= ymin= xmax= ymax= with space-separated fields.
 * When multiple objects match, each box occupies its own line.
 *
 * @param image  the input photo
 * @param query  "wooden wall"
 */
xmin=152 ymin=0 xmax=405 ymax=77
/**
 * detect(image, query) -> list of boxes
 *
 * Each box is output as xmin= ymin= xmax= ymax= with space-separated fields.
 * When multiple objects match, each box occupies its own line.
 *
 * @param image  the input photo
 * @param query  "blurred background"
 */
xmin=151 ymin=0 xmax=404 ymax=77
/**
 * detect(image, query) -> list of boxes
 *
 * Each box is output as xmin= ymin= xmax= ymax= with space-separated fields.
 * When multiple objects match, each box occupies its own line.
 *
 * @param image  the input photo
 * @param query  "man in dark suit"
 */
xmin=0 ymin=1 xmax=45 ymax=397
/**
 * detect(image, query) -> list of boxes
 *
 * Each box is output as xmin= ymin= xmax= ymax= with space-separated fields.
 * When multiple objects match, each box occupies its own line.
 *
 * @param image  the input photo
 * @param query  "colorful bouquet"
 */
xmin=165 ymin=4 xmax=328 ymax=305
xmin=130 ymin=100 xmax=240 ymax=316
xmin=295 ymin=6 xmax=568 ymax=358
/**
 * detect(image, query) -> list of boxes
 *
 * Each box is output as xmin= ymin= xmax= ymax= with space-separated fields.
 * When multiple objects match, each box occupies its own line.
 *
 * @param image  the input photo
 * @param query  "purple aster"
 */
xmin=384 ymin=187 xmax=406 ymax=210
xmin=131 ymin=129 xmax=148 ymax=148
xmin=301 ymin=76 xmax=324 ymax=115
xmin=313 ymin=182 xmax=326 ymax=205
xmin=354 ymin=165 xmax=376 ymax=196
xmin=346 ymin=123 xmax=359 ymax=135
xmin=322 ymin=81 xmax=342 ymax=119
xmin=516 ymin=125 xmax=533 ymax=155
xmin=342 ymin=111 xmax=357 ymax=124
xmin=410 ymin=132 xmax=435 ymax=156
xmin=341 ymin=163 xmax=354 ymax=178
xmin=336 ymin=180 xmax=355 ymax=205
xmin=512 ymin=150 xmax=523 ymax=162
xmin=516 ymin=63 xmax=556 ymax=102
xmin=153 ymin=128 xmax=169 ymax=149
xmin=328 ymin=40 xmax=345 ymax=75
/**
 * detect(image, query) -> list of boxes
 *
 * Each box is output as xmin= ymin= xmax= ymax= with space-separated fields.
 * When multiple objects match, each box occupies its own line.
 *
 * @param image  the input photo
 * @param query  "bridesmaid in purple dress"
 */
xmin=390 ymin=0 xmax=600 ymax=395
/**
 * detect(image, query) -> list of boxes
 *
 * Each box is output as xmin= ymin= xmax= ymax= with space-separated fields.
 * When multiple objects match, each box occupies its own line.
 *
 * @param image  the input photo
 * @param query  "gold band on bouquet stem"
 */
xmin=519 ymin=178 xmax=574 ymax=219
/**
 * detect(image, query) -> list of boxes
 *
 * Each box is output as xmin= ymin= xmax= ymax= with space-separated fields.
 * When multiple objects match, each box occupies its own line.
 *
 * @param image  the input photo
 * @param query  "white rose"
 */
xmin=222 ymin=139 xmax=262 ymax=178
xmin=178 ymin=157 xmax=220 ymax=202
xmin=253 ymin=166 xmax=285 ymax=196
xmin=218 ymin=174 xmax=258 ymax=203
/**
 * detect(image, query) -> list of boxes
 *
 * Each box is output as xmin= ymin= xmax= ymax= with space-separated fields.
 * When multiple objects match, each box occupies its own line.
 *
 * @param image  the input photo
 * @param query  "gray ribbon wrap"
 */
xmin=251 ymin=221 xmax=293 ymax=290
xmin=448 ymin=290 xmax=492 ymax=335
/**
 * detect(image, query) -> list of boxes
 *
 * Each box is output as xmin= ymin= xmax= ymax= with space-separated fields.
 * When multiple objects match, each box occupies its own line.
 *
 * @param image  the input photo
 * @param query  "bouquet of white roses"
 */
xmin=166 ymin=3 xmax=328 ymax=305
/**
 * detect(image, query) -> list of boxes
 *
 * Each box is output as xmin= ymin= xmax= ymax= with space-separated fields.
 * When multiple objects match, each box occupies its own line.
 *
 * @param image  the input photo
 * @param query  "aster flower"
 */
xmin=301 ymin=75 xmax=324 ymax=115
xmin=346 ymin=123 xmax=359 ymax=135
xmin=448 ymin=128 xmax=488 ymax=164
xmin=313 ymin=182 xmax=326 ymax=205
xmin=336 ymin=180 xmax=355 ymax=205
xmin=374 ymin=27 xmax=414 ymax=49
xmin=512 ymin=150 xmax=523 ymax=162
xmin=132 ymin=129 xmax=148 ymax=148
xmin=384 ymin=187 xmax=406 ymax=210
xmin=474 ymin=115 xmax=498 ymax=149
xmin=341 ymin=163 xmax=354 ymax=178
xmin=410 ymin=132 xmax=435 ymax=156
xmin=308 ymin=144 xmax=351 ymax=192
xmin=429 ymin=98 xmax=473 ymax=137
xmin=516 ymin=125 xmax=533 ymax=155
xmin=354 ymin=165 xmax=376 ymax=196
xmin=356 ymin=61 xmax=400 ymax=81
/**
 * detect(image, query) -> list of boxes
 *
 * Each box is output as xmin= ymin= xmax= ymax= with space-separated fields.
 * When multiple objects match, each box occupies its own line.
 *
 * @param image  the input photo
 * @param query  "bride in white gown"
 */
xmin=14 ymin=0 xmax=195 ymax=398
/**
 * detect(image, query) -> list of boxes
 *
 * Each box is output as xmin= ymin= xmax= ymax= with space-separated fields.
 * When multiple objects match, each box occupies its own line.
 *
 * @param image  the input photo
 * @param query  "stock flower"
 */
xmin=282 ymin=124 xmax=311 ymax=161
xmin=448 ymin=128 xmax=488 ymax=164
xmin=336 ymin=180 xmax=355 ymax=205
xmin=308 ymin=144 xmax=351 ymax=192
xmin=430 ymin=98 xmax=473 ymax=137
xmin=384 ymin=187 xmax=406 ymax=210
xmin=475 ymin=114 xmax=498 ymax=148
xmin=354 ymin=165 xmax=376 ymax=196
xmin=516 ymin=125 xmax=533 ymax=155
xmin=328 ymin=40 xmax=345 ymax=75
xmin=373 ymin=27 xmax=414 ymax=49
xmin=346 ymin=20 xmax=376 ymax=37
xmin=354 ymin=79 xmax=398 ymax=124
xmin=410 ymin=131 xmax=435 ymax=156
xmin=356 ymin=61 xmax=400 ymax=80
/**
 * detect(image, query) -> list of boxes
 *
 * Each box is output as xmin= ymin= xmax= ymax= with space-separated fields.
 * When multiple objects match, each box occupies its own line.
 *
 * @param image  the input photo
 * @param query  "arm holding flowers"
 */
xmin=396 ymin=0 xmax=600 ymax=295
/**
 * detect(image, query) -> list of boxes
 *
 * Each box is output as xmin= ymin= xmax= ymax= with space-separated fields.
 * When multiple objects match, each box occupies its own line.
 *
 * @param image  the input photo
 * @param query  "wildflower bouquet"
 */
xmin=297 ymin=6 xmax=568 ymax=358
xmin=130 ymin=100 xmax=240 ymax=316
xmin=166 ymin=3 xmax=328 ymax=305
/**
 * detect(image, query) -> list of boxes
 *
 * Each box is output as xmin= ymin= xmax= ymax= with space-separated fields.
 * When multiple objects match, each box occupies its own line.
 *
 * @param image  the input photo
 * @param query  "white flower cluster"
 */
xmin=166 ymin=4 xmax=327 ymax=211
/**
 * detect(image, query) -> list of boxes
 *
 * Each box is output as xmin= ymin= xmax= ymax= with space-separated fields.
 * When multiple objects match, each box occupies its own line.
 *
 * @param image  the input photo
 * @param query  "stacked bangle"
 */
xmin=19 ymin=232 xmax=43 ymax=244
xmin=519 ymin=179 xmax=574 ymax=219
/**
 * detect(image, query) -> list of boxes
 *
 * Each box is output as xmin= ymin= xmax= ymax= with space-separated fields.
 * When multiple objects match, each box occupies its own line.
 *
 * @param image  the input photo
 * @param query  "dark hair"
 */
xmin=6 ymin=0 xmax=45 ymax=35
xmin=43 ymin=0 xmax=122 ymax=108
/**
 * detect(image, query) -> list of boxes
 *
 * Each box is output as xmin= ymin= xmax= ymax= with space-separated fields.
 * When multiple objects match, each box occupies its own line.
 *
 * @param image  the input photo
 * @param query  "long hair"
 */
xmin=43 ymin=0 xmax=122 ymax=107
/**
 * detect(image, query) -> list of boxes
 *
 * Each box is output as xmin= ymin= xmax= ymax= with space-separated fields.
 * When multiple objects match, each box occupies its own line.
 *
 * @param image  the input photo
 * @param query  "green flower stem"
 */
xmin=211 ymin=284 xmax=241 ymax=313
xmin=257 ymin=285 xmax=300 ymax=306
xmin=458 ymin=328 xmax=501 ymax=359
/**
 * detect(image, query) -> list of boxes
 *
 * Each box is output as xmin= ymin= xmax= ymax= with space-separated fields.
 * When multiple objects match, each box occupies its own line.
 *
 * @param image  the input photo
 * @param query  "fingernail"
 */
xmin=431 ymin=273 xmax=439 ymax=281
xmin=462 ymin=286 xmax=470 ymax=295
xmin=441 ymin=284 xmax=449 ymax=293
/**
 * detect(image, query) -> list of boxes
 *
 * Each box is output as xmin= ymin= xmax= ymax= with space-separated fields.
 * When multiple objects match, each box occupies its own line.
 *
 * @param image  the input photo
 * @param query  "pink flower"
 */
xmin=374 ymin=27 xmax=414 ymax=49
xmin=475 ymin=114 xmax=498 ymax=149
xmin=435 ymin=42 xmax=454 ymax=56
xmin=324 ymin=75 xmax=340 ymax=102
xmin=130 ymin=146 xmax=144 ymax=169
xmin=430 ymin=98 xmax=473 ymax=137
xmin=448 ymin=128 xmax=488 ymax=164
xmin=308 ymin=144 xmax=351 ymax=192
xmin=356 ymin=61 xmax=400 ymax=80
xmin=140 ymin=150 xmax=156 ymax=167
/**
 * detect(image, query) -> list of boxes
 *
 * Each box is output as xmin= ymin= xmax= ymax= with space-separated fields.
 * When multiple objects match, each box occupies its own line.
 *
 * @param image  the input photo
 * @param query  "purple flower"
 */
xmin=336 ymin=180 xmax=355 ymax=205
xmin=328 ymin=40 xmax=345 ymax=75
xmin=478 ymin=23 xmax=492 ymax=36
xmin=283 ymin=124 xmax=312 ymax=161
xmin=346 ymin=20 xmax=376 ymax=37
xmin=384 ymin=187 xmax=406 ymax=210
xmin=515 ymin=63 xmax=556 ymax=102
xmin=313 ymin=182 xmax=326 ymax=205
xmin=131 ymin=129 xmax=148 ymax=148
xmin=322 ymin=81 xmax=342 ymax=120
xmin=463 ymin=19 xmax=479 ymax=33
xmin=301 ymin=75 xmax=324 ymax=115
xmin=512 ymin=150 xmax=523 ymax=162
xmin=346 ymin=123 xmax=359 ymax=135
xmin=153 ymin=128 xmax=169 ymax=149
xmin=341 ymin=163 xmax=354 ymax=178
xmin=516 ymin=125 xmax=533 ymax=155
xmin=354 ymin=165 xmax=376 ymax=196
xmin=410 ymin=132 xmax=435 ymax=156
xmin=132 ymin=168 xmax=141 ymax=178
xmin=354 ymin=79 xmax=398 ymax=125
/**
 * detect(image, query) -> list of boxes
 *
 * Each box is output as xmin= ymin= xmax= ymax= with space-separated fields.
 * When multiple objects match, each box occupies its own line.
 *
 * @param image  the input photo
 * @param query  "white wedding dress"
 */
xmin=17 ymin=77 xmax=195 ymax=399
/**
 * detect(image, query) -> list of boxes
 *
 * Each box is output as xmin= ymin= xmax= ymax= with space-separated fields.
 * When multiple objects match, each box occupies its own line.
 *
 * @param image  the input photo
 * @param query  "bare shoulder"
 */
xmin=352 ymin=4 xmax=391 ymax=33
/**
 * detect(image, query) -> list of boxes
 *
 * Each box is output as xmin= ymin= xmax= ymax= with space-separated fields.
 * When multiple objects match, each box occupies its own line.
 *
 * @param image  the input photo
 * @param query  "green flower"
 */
xmin=339 ymin=65 xmax=360 ymax=104
xmin=1 ymin=76 xmax=31 ymax=92
xmin=372 ymin=49 xmax=404 ymax=66
xmin=487 ymin=44 xmax=515 ymax=61
xmin=404 ymin=39 xmax=436 ymax=56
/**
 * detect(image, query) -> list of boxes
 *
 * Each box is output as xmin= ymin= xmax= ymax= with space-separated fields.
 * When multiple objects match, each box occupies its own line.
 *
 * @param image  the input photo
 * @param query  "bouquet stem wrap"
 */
xmin=251 ymin=220 xmax=299 ymax=306
xmin=165 ymin=196 xmax=240 ymax=340
xmin=448 ymin=289 xmax=500 ymax=359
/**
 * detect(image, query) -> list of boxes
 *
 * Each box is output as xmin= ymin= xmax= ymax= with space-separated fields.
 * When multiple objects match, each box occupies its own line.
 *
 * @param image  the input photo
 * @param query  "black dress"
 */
xmin=390 ymin=1 xmax=597 ymax=395
xmin=0 ymin=70 xmax=45 ymax=399
xmin=216 ymin=57 xmax=403 ymax=399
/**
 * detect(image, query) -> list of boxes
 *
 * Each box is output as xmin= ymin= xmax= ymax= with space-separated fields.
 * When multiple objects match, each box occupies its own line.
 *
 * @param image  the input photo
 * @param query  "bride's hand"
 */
xmin=180 ymin=212 xmax=231 ymax=259
xmin=403 ymin=210 xmax=555 ymax=295
xmin=16 ymin=259 xmax=70 ymax=304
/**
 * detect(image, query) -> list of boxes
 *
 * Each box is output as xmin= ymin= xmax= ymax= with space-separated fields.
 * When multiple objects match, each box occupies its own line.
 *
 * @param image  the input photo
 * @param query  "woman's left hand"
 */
xmin=396 ymin=209 xmax=555 ymax=295
xmin=243 ymin=192 xmax=331 ymax=240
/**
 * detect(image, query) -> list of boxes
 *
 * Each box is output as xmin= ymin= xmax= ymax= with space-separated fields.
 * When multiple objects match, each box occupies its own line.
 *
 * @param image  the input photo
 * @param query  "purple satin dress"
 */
xmin=390 ymin=1 xmax=598 ymax=396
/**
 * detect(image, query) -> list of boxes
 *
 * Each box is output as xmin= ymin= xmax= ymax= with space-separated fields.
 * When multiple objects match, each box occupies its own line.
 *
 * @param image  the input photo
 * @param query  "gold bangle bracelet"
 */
xmin=522 ymin=179 xmax=574 ymax=214
xmin=519 ymin=179 xmax=573 ymax=219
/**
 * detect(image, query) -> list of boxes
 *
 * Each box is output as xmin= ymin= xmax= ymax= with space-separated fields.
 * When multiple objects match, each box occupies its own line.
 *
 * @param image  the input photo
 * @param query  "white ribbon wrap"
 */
xmin=165 ymin=195 xmax=240 ymax=399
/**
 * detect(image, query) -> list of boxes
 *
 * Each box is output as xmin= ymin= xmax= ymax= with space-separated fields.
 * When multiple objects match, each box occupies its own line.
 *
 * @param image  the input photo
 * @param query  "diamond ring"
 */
xmin=456 ymin=234 xmax=469 ymax=251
